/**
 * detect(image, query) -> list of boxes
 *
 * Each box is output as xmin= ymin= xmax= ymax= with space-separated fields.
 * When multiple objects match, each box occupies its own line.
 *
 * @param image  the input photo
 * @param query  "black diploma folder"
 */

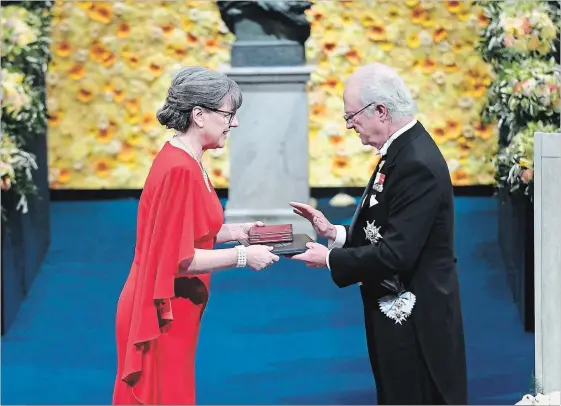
xmin=238 ymin=233 xmax=313 ymax=256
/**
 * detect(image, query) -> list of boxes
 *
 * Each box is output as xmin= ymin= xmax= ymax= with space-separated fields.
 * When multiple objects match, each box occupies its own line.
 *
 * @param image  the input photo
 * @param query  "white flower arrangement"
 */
xmin=516 ymin=391 xmax=560 ymax=405
xmin=0 ymin=132 xmax=38 ymax=214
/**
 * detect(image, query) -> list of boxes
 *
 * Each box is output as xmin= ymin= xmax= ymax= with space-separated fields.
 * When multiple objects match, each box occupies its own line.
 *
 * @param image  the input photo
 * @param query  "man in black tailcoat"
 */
xmin=291 ymin=63 xmax=467 ymax=405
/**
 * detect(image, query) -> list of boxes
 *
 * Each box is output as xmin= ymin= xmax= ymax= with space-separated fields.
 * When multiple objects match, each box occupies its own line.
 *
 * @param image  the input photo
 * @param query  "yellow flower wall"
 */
xmin=47 ymin=0 xmax=497 ymax=189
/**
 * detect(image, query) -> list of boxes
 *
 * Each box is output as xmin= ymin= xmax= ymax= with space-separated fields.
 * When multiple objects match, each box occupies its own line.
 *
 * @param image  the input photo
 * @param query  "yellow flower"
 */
xmin=406 ymin=33 xmax=421 ymax=49
xmin=122 ymin=51 xmax=141 ymax=69
xmin=117 ymin=143 xmax=135 ymax=163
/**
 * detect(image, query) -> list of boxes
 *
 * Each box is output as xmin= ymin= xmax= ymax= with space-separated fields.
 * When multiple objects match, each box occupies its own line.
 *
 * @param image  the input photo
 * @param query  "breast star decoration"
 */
xmin=364 ymin=220 xmax=383 ymax=244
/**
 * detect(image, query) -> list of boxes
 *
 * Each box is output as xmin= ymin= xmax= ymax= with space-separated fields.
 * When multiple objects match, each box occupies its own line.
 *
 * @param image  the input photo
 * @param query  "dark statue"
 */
xmin=216 ymin=0 xmax=313 ymax=67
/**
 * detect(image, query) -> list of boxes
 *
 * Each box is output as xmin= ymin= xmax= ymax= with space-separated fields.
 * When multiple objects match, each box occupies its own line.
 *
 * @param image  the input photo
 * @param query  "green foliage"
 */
xmin=1 ymin=1 xmax=52 ymax=215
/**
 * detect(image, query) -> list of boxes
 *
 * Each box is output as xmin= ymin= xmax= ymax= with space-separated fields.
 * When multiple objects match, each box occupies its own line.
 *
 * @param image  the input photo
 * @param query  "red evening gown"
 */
xmin=112 ymin=142 xmax=224 ymax=405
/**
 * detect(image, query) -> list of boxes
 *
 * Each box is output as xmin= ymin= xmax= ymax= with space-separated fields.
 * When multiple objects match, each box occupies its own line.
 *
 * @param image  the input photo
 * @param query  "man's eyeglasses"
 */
xmin=343 ymin=102 xmax=376 ymax=122
xmin=200 ymin=105 xmax=236 ymax=125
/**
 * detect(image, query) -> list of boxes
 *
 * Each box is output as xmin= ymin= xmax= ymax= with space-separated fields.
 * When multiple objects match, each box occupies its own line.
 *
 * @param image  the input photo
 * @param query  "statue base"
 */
xmin=231 ymin=40 xmax=305 ymax=67
xmin=220 ymin=64 xmax=316 ymax=240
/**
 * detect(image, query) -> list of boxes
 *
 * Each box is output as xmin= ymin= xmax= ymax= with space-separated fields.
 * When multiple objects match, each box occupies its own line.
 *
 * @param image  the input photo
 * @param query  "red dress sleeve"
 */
xmin=121 ymin=165 xmax=209 ymax=386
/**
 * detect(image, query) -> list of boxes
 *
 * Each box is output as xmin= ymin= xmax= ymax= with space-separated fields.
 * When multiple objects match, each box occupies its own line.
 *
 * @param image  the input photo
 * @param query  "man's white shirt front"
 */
xmin=325 ymin=119 xmax=417 ymax=272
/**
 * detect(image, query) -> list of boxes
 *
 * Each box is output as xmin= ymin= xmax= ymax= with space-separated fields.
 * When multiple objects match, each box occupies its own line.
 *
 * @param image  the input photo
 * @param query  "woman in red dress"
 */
xmin=112 ymin=67 xmax=279 ymax=405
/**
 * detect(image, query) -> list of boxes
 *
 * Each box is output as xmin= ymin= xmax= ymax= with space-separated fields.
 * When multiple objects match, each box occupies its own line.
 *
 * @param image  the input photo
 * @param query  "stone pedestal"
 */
xmin=533 ymin=131 xmax=561 ymax=394
xmin=220 ymin=65 xmax=316 ymax=239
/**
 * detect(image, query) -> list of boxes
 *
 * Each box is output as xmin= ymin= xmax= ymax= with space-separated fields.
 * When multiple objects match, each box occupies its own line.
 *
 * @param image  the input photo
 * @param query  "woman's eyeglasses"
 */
xmin=200 ymin=105 xmax=236 ymax=125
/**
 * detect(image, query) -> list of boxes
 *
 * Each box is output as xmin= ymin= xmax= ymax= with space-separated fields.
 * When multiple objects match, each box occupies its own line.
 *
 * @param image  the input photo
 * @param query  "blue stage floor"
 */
xmin=1 ymin=197 xmax=534 ymax=404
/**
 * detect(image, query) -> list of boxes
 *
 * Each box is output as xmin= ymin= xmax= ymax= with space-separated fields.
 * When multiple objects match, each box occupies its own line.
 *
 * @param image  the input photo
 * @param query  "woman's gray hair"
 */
xmin=156 ymin=66 xmax=242 ymax=132
xmin=356 ymin=63 xmax=417 ymax=120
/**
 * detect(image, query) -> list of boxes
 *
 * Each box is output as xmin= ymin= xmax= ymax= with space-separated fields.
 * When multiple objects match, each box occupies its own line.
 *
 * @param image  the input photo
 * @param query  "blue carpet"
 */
xmin=1 ymin=197 xmax=534 ymax=404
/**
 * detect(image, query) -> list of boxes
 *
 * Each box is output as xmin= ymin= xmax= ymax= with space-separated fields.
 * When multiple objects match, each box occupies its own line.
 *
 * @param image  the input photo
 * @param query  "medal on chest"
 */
xmin=372 ymin=172 xmax=386 ymax=193
xmin=363 ymin=220 xmax=383 ymax=244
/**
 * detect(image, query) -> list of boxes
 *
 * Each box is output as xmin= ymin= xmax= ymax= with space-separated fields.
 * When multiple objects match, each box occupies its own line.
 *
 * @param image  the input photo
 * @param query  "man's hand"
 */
xmin=291 ymin=242 xmax=329 ymax=268
xmin=290 ymin=202 xmax=337 ymax=240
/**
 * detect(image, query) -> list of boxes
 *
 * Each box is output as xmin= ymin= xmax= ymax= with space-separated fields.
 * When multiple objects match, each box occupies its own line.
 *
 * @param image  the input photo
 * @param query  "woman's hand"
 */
xmin=216 ymin=222 xmax=265 ymax=244
xmin=229 ymin=221 xmax=265 ymax=241
xmin=246 ymin=245 xmax=280 ymax=271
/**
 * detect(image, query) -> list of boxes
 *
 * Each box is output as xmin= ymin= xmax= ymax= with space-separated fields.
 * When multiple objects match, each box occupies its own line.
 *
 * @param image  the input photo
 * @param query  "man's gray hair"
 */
xmin=156 ymin=66 xmax=242 ymax=132
xmin=354 ymin=63 xmax=417 ymax=119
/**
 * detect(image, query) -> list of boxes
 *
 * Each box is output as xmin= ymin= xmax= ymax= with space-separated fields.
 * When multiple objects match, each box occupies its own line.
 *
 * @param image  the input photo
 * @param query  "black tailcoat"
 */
xmin=329 ymin=122 xmax=467 ymax=405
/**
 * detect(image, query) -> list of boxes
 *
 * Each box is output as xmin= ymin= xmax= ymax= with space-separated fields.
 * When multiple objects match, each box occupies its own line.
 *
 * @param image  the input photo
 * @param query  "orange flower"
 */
xmin=345 ymin=48 xmax=361 ymax=64
xmin=167 ymin=43 xmax=188 ymax=59
xmin=470 ymin=83 xmax=488 ymax=98
xmin=48 ymin=111 xmax=62 ymax=127
xmin=308 ymin=8 xmax=324 ymax=24
xmin=147 ymin=60 xmax=164 ymax=77
xmin=311 ymin=103 xmax=327 ymax=119
xmin=68 ymin=63 xmax=86 ymax=80
xmin=113 ymin=87 xmax=126 ymax=103
xmin=331 ymin=156 xmax=349 ymax=177
xmin=451 ymin=168 xmax=469 ymax=185
xmin=186 ymin=32 xmax=198 ymax=45
xmin=122 ymin=51 xmax=140 ymax=69
xmin=328 ymin=135 xmax=344 ymax=146
xmin=321 ymin=76 xmax=344 ymax=94
xmin=433 ymin=27 xmax=448 ymax=43
xmin=160 ymin=24 xmax=175 ymax=37
xmin=204 ymin=38 xmax=219 ymax=54
xmin=93 ymin=158 xmax=111 ymax=178
xmin=100 ymin=52 xmax=116 ymax=68
xmin=54 ymin=40 xmax=72 ymax=57
xmin=445 ymin=0 xmax=462 ymax=14
xmin=77 ymin=87 xmax=95 ymax=103
xmin=87 ymin=2 xmax=112 ymax=24
xmin=473 ymin=121 xmax=494 ymax=141
xmin=90 ymin=42 xmax=111 ymax=63
xmin=57 ymin=168 xmax=72 ymax=184
xmin=478 ymin=12 xmax=490 ymax=27
xmin=410 ymin=5 xmax=427 ymax=24
xmin=322 ymin=39 xmax=337 ymax=53
xmin=431 ymin=127 xmax=448 ymax=144
xmin=367 ymin=24 xmax=387 ymax=42
xmin=117 ymin=143 xmax=135 ymax=163
xmin=140 ymin=113 xmax=157 ymax=132
xmin=210 ymin=168 xmax=228 ymax=188
xmin=117 ymin=22 xmax=131 ymax=38
xmin=420 ymin=57 xmax=437 ymax=74
xmin=125 ymin=98 xmax=141 ymax=114
xmin=445 ymin=119 xmax=462 ymax=138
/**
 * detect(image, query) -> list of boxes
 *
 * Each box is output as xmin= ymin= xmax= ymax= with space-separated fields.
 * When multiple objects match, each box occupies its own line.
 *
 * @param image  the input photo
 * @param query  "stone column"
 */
xmin=533 ymin=131 xmax=561 ymax=394
xmin=217 ymin=0 xmax=316 ymax=238
xmin=220 ymin=65 xmax=315 ymax=237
